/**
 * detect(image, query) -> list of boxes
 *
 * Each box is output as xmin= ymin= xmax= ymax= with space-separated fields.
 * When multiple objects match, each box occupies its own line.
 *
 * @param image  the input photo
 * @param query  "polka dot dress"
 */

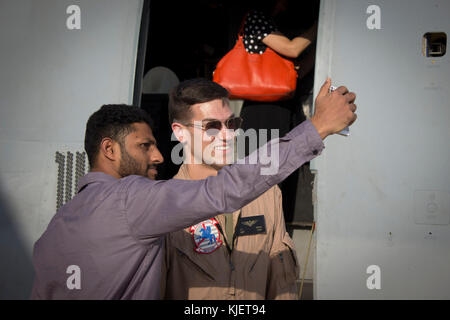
xmin=243 ymin=10 xmax=278 ymax=54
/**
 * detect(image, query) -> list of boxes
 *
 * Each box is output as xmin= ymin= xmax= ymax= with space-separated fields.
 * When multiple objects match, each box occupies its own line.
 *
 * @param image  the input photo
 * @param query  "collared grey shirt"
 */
xmin=31 ymin=120 xmax=324 ymax=299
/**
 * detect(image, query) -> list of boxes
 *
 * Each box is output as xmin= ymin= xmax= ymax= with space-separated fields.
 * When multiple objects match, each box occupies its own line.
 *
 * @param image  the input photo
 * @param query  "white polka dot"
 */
xmin=249 ymin=45 xmax=252 ymax=49
xmin=255 ymin=45 xmax=258 ymax=49
xmin=259 ymin=51 xmax=263 ymax=54
xmin=250 ymin=39 xmax=254 ymax=43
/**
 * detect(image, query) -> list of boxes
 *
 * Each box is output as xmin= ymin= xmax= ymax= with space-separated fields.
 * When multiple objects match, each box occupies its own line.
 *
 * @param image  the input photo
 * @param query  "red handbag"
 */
xmin=213 ymin=22 xmax=297 ymax=102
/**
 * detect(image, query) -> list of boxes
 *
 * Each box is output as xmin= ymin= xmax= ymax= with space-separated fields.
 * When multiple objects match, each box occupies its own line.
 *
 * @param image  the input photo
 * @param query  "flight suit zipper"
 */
xmin=216 ymin=213 xmax=241 ymax=297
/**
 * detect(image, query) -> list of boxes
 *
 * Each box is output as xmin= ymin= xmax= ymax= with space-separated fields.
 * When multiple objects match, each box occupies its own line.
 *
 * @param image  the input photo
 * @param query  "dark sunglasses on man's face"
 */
xmin=186 ymin=117 xmax=243 ymax=133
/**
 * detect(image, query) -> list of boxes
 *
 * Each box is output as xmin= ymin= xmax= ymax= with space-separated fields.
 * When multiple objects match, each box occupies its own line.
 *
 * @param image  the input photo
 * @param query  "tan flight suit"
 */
xmin=161 ymin=164 xmax=300 ymax=300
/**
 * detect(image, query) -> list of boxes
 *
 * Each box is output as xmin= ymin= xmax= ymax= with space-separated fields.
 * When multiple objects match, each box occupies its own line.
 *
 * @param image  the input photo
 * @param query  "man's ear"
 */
xmin=99 ymin=137 xmax=120 ymax=162
xmin=171 ymin=123 xmax=185 ymax=143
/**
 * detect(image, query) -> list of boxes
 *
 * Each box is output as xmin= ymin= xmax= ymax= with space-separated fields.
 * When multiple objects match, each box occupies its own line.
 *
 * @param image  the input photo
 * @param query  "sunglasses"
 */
xmin=185 ymin=117 xmax=243 ymax=133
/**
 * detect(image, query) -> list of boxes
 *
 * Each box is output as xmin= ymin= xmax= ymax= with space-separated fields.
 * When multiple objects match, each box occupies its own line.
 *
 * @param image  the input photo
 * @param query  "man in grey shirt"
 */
xmin=31 ymin=78 xmax=356 ymax=299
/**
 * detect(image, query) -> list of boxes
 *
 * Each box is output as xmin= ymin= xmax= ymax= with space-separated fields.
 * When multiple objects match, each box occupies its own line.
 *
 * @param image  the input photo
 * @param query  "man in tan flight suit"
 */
xmin=159 ymin=79 xmax=300 ymax=299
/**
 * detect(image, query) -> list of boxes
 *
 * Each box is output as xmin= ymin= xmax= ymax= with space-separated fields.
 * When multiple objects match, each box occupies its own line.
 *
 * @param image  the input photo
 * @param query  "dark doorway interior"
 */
xmin=136 ymin=0 xmax=320 ymax=225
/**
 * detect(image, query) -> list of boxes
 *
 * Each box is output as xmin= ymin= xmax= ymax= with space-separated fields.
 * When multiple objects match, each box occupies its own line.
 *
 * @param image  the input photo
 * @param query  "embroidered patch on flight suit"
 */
xmin=189 ymin=219 xmax=223 ymax=254
xmin=236 ymin=215 xmax=267 ymax=236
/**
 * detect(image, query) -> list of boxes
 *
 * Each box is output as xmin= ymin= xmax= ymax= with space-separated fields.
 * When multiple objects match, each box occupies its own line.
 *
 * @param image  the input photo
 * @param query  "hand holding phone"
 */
xmin=330 ymin=85 xmax=350 ymax=136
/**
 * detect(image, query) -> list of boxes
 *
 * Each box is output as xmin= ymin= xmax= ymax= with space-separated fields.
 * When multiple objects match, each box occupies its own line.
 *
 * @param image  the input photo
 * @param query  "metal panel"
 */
xmin=312 ymin=0 xmax=450 ymax=299
xmin=0 ymin=0 xmax=143 ymax=298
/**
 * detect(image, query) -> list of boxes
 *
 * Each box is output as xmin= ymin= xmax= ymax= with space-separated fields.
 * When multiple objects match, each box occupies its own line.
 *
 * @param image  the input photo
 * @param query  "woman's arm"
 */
xmin=262 ymin=23 xmax=317 ymax=58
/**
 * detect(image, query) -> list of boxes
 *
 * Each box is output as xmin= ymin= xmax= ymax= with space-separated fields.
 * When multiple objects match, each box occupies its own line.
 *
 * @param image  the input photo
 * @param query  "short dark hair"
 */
xmin=168 ymin=78 xmax=229 ymax=123
xmin=84 ymin=104 xmax=153 ymax=167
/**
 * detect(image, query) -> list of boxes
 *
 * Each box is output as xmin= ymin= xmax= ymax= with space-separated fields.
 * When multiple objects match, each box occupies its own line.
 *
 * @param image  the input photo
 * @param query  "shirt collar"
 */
xmin=77 ymin=171 xmax=118 ymax=193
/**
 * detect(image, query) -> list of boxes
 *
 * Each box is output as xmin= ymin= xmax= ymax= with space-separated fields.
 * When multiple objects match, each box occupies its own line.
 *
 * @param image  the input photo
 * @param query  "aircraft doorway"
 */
xmin=134 ymin=3 xmax=320 ymax=290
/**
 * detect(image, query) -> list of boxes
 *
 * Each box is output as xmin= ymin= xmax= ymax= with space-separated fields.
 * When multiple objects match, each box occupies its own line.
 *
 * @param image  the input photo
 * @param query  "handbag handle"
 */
xmin=237 ymin=12 xmax=249 ymax=36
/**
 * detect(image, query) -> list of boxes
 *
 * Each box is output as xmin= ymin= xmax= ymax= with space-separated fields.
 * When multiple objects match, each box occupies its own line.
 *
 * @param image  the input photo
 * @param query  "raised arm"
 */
xmin=124 ymin=119 xmax=323 ymax=238
xmin=124 ymin=79 xmax=356 ymax=238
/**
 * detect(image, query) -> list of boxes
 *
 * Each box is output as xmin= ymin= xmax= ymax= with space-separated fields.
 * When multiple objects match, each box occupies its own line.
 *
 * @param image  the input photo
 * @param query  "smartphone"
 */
xmin=330 ymin=85 xmax=350 ymax=136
